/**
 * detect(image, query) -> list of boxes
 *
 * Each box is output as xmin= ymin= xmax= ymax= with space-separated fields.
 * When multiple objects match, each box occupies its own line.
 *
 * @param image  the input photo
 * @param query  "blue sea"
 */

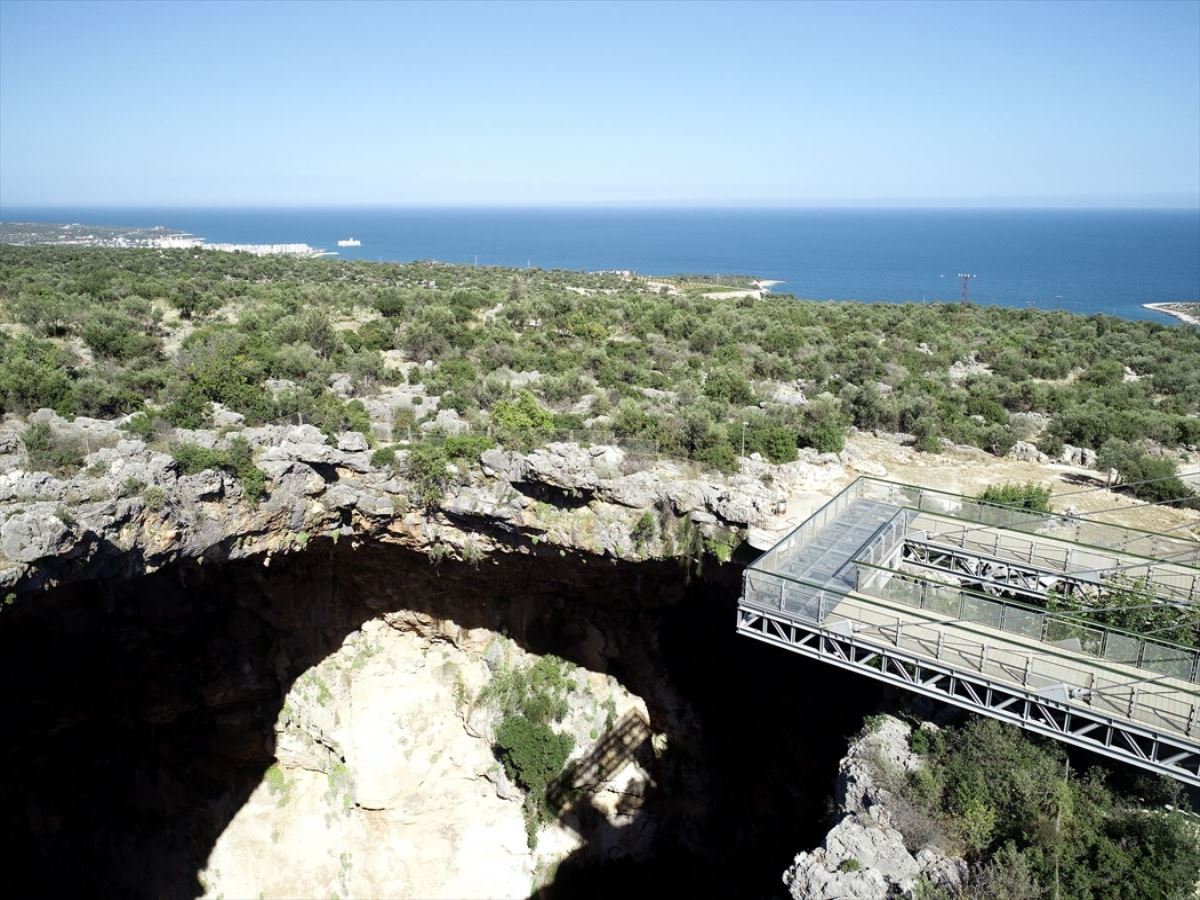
xmin=3 ymin=207 xmax=1198 ymax=323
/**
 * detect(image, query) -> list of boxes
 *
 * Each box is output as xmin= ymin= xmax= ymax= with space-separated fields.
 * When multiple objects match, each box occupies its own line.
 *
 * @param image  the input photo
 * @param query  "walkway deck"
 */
xmin=738 ymin=477 xmax=1200 ymax=785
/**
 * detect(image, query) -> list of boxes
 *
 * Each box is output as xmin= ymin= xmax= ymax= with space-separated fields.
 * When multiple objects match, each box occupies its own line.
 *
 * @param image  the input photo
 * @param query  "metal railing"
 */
xmin=852 ymin=561 xmax=1200 ymax=684
xmin=742 ymin=567 xmax=1200 ymax=740
xmin=749 ymin=479 xmax=868 ymax=574
xmin=906 ymin=516 xmax=1200 ymax=602
xmin=857 ymin=477 xmax=1200 ymax=568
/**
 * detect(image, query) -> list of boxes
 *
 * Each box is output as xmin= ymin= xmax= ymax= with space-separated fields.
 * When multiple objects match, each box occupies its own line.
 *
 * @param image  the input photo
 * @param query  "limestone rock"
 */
xmin=771 ymin=382 xmax=808 ymax=406
xmin=329 ymin=372 xmax=355 ymax=398
xmin=783 ymin=716 xmax=967 ymax=900
xmin=1008 ymin=440 xmax=1049 ymax=464
xmin=212 ymin=405 xmax=246 ymax=428
xmin=1 ymin=510 xmax=73 ymax=563
xmin=1061 ymin=444 xmax=1098 ymax=469
xmin=420 ymin=408 xmax=470 ymax=436
xmin=336 ymin=432 xmax=370 ymax=452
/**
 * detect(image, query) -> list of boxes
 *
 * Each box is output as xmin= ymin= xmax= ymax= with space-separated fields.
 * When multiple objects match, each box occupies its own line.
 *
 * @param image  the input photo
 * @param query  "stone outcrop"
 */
xmin=782 ymin=716 xmax=967 ymax=900
xmin=0 ymin=411 xmax=845 ymax=594
xmin=199 ymin=617 xmax=653 ymax=899
xmin=1008 ymin=440 xmax=1050 ymax=464
xmin=1061 ymin=443 xmax=1098 ymax=469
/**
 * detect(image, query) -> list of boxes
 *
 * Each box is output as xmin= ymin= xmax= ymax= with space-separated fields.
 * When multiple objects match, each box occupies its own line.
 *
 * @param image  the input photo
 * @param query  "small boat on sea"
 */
xmin=337 ymin=237 xmax=361 ymax=247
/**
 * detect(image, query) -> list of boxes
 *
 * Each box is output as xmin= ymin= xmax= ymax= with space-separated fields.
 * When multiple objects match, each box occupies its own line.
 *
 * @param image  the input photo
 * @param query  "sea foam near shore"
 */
xmin=1143 ymin=303 xmax=1200 ymax=326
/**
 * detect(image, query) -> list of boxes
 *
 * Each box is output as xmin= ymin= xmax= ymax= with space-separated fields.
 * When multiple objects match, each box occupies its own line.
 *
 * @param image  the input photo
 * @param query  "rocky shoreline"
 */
xmin=1144 ymin=302 xmax=1200 ymax=327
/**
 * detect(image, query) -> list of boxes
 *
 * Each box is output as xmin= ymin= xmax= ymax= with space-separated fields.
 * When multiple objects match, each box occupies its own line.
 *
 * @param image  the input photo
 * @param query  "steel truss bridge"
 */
xmin=738 ymin=477 xmax=1200 ymax=785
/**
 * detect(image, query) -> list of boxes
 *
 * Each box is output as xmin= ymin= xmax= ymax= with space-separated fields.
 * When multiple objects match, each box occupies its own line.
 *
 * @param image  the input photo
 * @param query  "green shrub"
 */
xmin=495 ymin=714 xmax=574 ymax=796
xmin=442 ymin=433 xmax=495 ymax=461
xmin=746 ymin=422 xmax=798 ymax=463
xmin=1097 ymin=442 xmax=1198 ymax=507
xmin=631 ymin=511 xmax=656 ymax=551
xmin=406 ymin=443 xmax=450 ymax=506
xmin=492 ymin=390 xmax=554 ymax=447
xmin=123 ymin=411 xmax=158 ymax=441
xmin=1037 ymin=433 xmax=1064 ymax=460
xmin=370 ymin=446 xmax=398 ymax=469
xmin=171 ymin=436 xmax=268 ymax=504
xmin=891 ymin=715 xmax=1200 ymax=897
xmin=909 ymin=727 xmax=946 ymax=756
xmin=21 ymin=422 xmax=84 ymax=475
xmin=978 ymin=482 xmax=1052 ymax=513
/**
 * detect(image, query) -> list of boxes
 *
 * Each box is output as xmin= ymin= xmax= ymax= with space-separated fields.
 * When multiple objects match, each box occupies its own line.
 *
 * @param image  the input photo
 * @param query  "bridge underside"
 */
xmin=737 ymin=606 xmax=1200 ymax=784
xmin=739 ymin=477 xmax=1200 ymax=786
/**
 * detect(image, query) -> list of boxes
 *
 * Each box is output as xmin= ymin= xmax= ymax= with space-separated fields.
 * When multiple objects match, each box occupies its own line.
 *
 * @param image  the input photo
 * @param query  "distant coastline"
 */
xmin=0 ymin=221 xmax=331 ymax=258
xmin=1143 ymin=302 xmax=1200 ymax=327
xmin=2 ymin=208 xmax=1198 ymax=323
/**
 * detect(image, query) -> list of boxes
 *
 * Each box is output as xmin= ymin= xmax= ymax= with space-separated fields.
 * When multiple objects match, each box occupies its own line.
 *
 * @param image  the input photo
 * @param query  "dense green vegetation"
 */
xmin=977 ymin=482 xmax=1052 ymax=513
xmin=1097 ymin=440 xmax=1200 ymax=509
xmin=884 ymin=716 xmax=1200 ymax=899
xmin=171 ymin=436 xmax=267 ymax=503
xmin=479 ymin=654 xmax=577 ymax=847
xmin=1047 ymin=575 xmax=1200 ymax=647
xmin=1 ymin=246 xmax=1198 ymax=478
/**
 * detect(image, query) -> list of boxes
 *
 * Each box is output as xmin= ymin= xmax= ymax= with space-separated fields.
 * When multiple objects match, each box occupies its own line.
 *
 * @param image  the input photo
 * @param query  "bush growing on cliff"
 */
xmin=21 ymin=422 xmax=84 ymax=475
xmin=405 ymin=443 xmax=450 ymax=506
xmin=171 ymin=436 xmax=267 ymax=503
xmin=631 ymin=511 xmax=656 ymax=552
xmin=491 ymin=390 xmax=554 ymax=448
xmin=481 ymin=654 xmax=578 ymax=847
xmin=494 ymin=715 xmax=573 ymax=800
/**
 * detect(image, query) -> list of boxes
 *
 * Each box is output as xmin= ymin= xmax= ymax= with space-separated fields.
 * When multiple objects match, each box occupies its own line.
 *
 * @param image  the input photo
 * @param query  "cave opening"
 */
xmin=0 ymin=538 xmax=885 ymax=898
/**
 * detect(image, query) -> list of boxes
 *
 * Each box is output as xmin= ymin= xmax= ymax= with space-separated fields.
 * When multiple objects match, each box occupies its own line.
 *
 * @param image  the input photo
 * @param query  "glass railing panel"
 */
xmin=1141 ymin=641 xmax=1197 ymax=681
xmin=1003 ymin=606 xmax=1044 ymax=640
xmin=1101 ymin=632 xmax=1141 ymax=666
xmin=1044 ymin=618 xmax=1104 ymax=656
xmin=962 ymin=594 xmax=1003 ymax=629
xmin=924 ymin=583 xmax=962 ymax=617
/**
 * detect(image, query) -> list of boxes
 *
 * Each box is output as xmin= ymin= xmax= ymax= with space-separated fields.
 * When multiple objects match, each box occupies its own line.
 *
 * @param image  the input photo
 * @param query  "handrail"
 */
xmin=855 ymin=476 xmax=1200 ymax=569
xmin=901 ymin=531 xmax=1198 ymax=605
xmin=850 ymin=557 xmax=1200 ymax=683
xmin=748 ymin=478 xmax=864 ymax=574
xmin=741 ymin=569 xmax=1200 ymax=739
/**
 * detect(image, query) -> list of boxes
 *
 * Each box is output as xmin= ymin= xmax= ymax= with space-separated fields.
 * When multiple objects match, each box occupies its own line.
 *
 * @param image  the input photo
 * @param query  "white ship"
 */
xmin=337 ymin=237 xmax=361 ymax=247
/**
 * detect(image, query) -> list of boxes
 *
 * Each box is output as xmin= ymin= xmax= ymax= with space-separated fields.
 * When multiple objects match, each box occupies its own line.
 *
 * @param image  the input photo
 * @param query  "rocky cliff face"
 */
xmin=0 ymin=482 xmax=883 ymax=899
xmin=0 ymin=409 xmax=895 ymax=898
xmin=783 ymin=715 xmax=967 ymax=900
xmin=200 ymin=617 xmax=654 ymax=899
xmin=0 ymin=410 xmax=847 ymax=596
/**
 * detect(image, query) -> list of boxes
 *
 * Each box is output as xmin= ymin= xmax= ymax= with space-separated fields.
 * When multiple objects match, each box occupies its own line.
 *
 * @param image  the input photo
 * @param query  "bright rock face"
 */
xmin=200 ymin=618 xmax=651 ymax=899
xmin=782 ymin=716 xmax=967 ymax=900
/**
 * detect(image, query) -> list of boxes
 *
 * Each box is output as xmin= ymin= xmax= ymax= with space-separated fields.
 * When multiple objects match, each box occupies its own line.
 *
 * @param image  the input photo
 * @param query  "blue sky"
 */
xmin=1 ymin=0 xmax=1198 ymax=207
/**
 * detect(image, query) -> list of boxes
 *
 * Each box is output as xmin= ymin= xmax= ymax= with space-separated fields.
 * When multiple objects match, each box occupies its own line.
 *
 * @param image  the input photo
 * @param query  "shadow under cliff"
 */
xmin=0 ymin=537 xmax=884 ymax=899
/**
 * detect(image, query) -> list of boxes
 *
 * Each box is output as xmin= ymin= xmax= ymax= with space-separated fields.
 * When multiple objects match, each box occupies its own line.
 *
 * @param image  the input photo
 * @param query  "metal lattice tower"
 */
xmin=958 ymin=272 xmax=976 ymax=306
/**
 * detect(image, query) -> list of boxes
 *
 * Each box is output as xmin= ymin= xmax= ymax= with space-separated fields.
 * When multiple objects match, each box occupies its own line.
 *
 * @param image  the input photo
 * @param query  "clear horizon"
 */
xmin=3 ymin=0 xmax=1198 ymax=209
xmin=5 ymin=202 xmax=1200 ymax=213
